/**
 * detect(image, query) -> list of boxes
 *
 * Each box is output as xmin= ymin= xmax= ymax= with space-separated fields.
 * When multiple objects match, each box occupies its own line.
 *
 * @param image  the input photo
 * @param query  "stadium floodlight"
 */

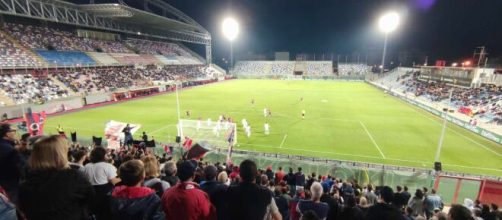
xmin=378 ymin=12 xmax=400 ymax=34
xmin=378 ymin=11 xmax=400 ymax=74
xmin=222 ymin=17 xmax=239 ymax=70
xmin=452 ymin=62 xmax=458 ymax=67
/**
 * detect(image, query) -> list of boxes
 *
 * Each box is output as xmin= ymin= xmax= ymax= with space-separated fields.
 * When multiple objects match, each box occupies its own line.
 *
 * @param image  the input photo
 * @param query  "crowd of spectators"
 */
xmin=1 ymin=122 xmax=501 ymax=220
xmin=126 ymin=38 xmax=193 ymax=57
xmin=397 ymin=73 xmax=502 ymax=125
xmin=305 ymin=62 xmax=332 ymax=76
xmin=0 ymin=73 xmax=69 ymax=104
xmin=337 ymin=64 xmax=371 ymax=77
xmin=52 ymin=67 xmax=149 ymax=94
xmin=0 ymin=31 xmax=42 ymax=67
xmin=270 ymin=62 xmax=295 ymax=75
xmin=233 ymin=61 xmax=268 ymax=75
xmin=4 ymin=23 xmax=131 ymax=53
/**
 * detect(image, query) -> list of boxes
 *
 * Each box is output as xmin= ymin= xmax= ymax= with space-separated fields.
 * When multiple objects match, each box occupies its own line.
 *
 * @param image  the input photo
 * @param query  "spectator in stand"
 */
xmin=287 ymin=167 xmax=296 ymax=196
xmin=320 ymin=186 xmax=340 ymax=220
xmin=161 ymin=161 xmax=178 ymax=186
xmin=226 ymin=159 xmax=282 ymax=220
xmin=217 ymin=171 xmax=229 ymax=186
xmin=141 ymin=155 xmax=170 ymax=197
xmin=340 ymin=195 xmax=365 ymax=220
xmin=265 ymin=166 xmax=275 ymax=183
xmin=69 ymin=149 xmax=87 ymax=171
xmin=275 ymin=166 xmax=286 ymax=184
xmin=274 ymin=188 xmax=291 ymax=220
xmin=161 ymin=160 xmax=216 ymax=220
xmin=407 ymin=189 xmax=425 ymax=218
xmin=297 ymin=182 xmax=329 ymax=220
xmin=448 ymin=204 xmax=474 ymax=220
xmin=393 ymin=185 xmax=407 ymax=211
xmin=364 ymin=184 xmax=378 ymax=205
xmin=424 ymin=189 xmax=443 ymax=219
xmin=18 ymin=135 xmax=94 ymax=220
xmin=0 ymin=123 xmax=21 ymax=205
xmin=364 ymin=186 xmax=403 ymax=220
xmin=83 ymin=147 xmax=120 ymax=220
xmin=200 ymin=165 xmax=227 ymax=220
xmin=110 ymin=159 xmax=164 ymax=220
xmin=358 ymin=197 xmax=370 ymax=216
xmin=295 ymin=167 xmax=306 ymax=192
xmin=402 ymin=186 xmax=411 ymax=203
xmin=0 ymin=186 xmax=17 ymax=220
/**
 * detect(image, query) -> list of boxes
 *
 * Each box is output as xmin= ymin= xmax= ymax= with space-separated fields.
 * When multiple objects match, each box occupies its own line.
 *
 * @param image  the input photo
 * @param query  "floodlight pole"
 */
xmin=175 ymin=83 xmax=183 ymax=138
xmin=380 ymin=33 xmax=389 ymax=75
xmin=435 ymin=90 xmax=453 ymax=162
xmin=230 ymin=42 xmax=234 ymax=70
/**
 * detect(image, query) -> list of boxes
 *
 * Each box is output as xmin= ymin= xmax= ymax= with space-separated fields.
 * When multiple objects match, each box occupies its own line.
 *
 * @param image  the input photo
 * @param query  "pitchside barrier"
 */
xmin=235 ymin=74 xmax=365 ymax=81
xmin=73 ymin=136 xmax=502 ymax=206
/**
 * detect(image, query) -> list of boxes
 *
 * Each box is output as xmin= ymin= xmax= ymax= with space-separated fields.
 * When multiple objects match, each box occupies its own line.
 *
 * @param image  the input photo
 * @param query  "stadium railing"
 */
xmin=69 ymin=136 xmax=502 ymax=205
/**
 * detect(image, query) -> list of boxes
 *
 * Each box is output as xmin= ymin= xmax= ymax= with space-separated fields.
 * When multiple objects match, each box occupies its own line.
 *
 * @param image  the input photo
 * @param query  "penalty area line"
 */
xmin=359 ymin=121 xmax=386 ymax=159
xmin=279 ymin=134 xmax=288 ymax=148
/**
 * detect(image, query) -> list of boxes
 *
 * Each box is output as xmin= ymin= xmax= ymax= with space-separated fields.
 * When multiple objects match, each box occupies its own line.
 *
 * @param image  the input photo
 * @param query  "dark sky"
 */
xmin=165 ymin=0 xmax=502 ymax=65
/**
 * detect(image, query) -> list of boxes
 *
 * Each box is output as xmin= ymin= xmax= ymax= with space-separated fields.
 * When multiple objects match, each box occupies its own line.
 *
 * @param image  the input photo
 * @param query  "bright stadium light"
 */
xmin=378 ymin=12 xmax=400 ymax=33
xmin=222 ymin=17 xmax=239 ymax=41
xmin=452 ymin=62 xmax=458 ymax=67
xmin=222 ymin=17 xmax=239 ymax=71
xmin=378 ymin=11 xmax=400 ymax=74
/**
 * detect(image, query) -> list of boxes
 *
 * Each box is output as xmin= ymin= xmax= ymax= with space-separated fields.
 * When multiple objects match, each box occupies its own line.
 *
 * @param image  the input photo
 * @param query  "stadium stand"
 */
xmin=373 ymin=68 xmax=502 ymax=130
xmin=305 ymin=61 xmax=332 ymax=76
xmin=0 ymin=72 xmax=69 ymax=104
xmin=338 ymin=64 xmax=371 ymax=77
xmin=0 ymin=30 xmax=43 ymax=67
xmin=109 ymin=53 xmax=160 ymax=65
xmin=36 ymin=50 xmax=96 ymax=66
xmin=4 ymin=23 xmax=131 ymax=53
xmin=86 ymin=52 xmax=121 ymax=66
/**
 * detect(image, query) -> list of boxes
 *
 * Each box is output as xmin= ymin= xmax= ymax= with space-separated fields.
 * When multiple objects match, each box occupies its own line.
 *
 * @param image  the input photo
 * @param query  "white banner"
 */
xmin=104 ymin=120 xmax=141 ymax=149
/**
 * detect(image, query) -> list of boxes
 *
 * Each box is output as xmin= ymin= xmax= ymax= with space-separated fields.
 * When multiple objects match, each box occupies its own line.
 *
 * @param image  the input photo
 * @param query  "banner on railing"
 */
xmin=104 ymin=120 xmax=142 ymax=149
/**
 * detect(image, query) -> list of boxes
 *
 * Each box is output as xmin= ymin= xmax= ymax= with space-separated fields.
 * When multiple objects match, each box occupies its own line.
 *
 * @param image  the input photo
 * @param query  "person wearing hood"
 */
xmin=110 ymin=159 xmax=164 ymax=220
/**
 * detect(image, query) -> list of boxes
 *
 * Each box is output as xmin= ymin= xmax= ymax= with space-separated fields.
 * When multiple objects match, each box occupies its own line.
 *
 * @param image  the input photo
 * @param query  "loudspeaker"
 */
xmin=434 ymin=162 xmax=442 ymax=171
xmin=175 ymin=136 xmax=181 ymax=143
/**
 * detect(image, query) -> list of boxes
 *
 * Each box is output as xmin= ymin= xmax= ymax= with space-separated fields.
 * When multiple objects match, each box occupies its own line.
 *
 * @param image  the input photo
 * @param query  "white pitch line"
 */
xmin=359 ymin=121 xmax=386 ymax=159
xmin=239 ymin=143 xmax=501 ymax=173
xmin=279 ymin=134 xmax=288 ymax=148
xmin=150 ymin=124 xmax=177 ymax=135
xmin=399 ymin=99 xmax=502 ymax=158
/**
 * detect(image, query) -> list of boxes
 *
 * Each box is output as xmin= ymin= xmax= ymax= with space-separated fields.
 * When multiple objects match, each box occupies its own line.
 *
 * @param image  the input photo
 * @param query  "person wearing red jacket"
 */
xmin=161 ymin=160 xmax=216 ymax=220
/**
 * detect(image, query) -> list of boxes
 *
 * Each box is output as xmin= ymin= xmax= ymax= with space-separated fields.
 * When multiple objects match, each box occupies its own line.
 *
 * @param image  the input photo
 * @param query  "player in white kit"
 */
xmin=264 ymin=122 xmax=270 ymax=135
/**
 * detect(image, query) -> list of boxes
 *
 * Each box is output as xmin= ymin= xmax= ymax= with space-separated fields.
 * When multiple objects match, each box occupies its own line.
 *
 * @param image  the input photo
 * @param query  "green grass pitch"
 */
xmin=45 ymin=80 xmax=502 ymax=176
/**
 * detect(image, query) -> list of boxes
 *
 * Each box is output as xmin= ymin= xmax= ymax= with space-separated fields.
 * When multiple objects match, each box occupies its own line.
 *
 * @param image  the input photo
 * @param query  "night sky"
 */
xmin=165 ymin=0 xmax=502 ymax=66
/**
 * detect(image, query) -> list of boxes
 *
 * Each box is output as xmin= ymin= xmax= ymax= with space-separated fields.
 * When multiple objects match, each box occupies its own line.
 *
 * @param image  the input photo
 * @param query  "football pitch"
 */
xmin=45 ymin=80 xmax=502 ymax=176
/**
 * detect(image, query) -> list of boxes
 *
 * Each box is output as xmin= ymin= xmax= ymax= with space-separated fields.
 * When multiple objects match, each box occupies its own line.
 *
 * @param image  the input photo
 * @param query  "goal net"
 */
xmin=178 ymin=119 xmax=237 ymax=148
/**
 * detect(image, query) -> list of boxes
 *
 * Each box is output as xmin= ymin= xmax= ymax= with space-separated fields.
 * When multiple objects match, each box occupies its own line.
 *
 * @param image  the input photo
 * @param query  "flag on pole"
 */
xmin=104 ymin=120 xmax=141 ymax=149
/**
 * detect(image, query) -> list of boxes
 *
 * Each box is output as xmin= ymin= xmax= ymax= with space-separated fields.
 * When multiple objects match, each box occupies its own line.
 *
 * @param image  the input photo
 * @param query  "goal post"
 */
xmin=178 ymin=119 xmax=238 ymax=149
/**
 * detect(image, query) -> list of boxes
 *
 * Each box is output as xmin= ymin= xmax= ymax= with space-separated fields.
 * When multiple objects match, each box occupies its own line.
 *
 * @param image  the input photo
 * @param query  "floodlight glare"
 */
xmin=378 ymin=12 xmax=400 ymax=33
xmin=222 ymin=17 xmax=239 ymax=41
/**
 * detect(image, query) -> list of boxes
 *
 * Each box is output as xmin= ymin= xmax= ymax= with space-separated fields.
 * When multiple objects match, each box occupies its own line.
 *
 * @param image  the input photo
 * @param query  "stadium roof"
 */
xmin=0 ymin=0 xmax=211 ymax=45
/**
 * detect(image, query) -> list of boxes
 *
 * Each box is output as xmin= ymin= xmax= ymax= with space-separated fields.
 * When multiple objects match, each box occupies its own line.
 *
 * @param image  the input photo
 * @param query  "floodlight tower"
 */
xmin=222 ymin=17 xmax=239 ymax=71
xmin=378 ymin=12 xmax=400 ymax=74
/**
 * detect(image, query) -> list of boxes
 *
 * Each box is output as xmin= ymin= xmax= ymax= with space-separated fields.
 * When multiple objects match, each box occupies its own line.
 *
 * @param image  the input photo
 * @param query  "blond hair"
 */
xmin=29 ymin=135 xmax=70 ymax=170
xmin=141 ymin=155 xmax=160 ymax=179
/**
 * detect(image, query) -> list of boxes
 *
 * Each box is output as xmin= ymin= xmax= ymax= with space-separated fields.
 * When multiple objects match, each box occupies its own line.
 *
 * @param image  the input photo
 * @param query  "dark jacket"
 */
xmin=19 ymin=169 xmax=94 ymax=220
xmin=0 ymin=139 xmax=20 ymax=185
xmin=226 ymin=182 xmax=273 ymax=220
xmin=200 ymin=180 xmax=228 ymax=220
xmin=365 ymin=203 xmax=405 ymax=220
xmin=110 ymin=185 xmax=164 ymax=220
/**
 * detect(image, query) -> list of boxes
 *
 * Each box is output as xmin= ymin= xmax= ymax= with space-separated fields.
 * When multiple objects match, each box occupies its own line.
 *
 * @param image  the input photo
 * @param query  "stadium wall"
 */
xmin=1 ymin=97 xmax=83 ymax=119
xmin=368 ymin=81 xmax=502 ymax=144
